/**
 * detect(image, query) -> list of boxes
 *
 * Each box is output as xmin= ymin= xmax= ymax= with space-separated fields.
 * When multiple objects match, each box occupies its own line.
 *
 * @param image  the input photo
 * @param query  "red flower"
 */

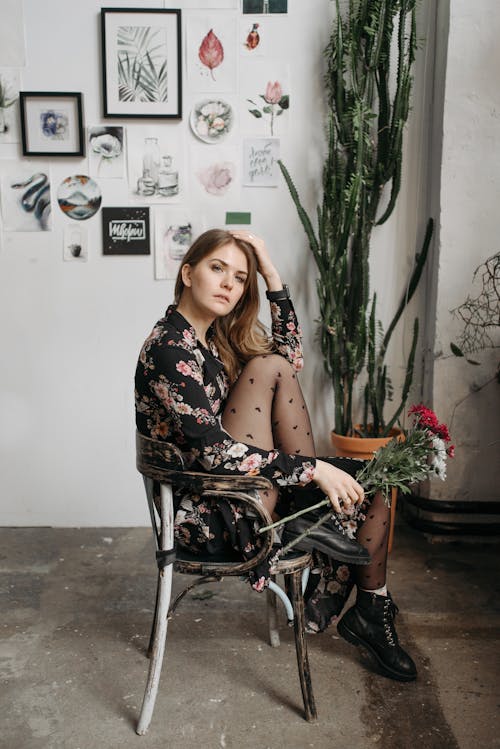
xmin=409 ymin=403 xmax=439 ymax=430
xmin=409 ymin=403 xmax=452 ymax=443
xmin=436 ymin=422 xmax=451 ymax=442
xmin=447 ymin=444 xmax=455 ymax=458
xmin=199 ymin=29 xmax=224 ymax=80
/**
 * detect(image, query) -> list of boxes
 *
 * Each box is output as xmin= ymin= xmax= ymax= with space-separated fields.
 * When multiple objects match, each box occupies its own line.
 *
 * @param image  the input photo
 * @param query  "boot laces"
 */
xmin=383 ymin=597 xmax=398 ymax=647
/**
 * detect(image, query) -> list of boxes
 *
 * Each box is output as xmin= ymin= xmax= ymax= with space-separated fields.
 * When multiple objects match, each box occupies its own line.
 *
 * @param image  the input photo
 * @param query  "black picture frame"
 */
xmin=101 ymin=8 xmax=182 ymax=119
xmin=19 ymin=92 xmax=84 ymax=157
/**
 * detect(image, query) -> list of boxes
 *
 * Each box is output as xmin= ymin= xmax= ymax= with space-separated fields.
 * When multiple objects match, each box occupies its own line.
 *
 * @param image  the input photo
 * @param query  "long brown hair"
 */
xmin=174 ymin=228 xmax=273 ymax=383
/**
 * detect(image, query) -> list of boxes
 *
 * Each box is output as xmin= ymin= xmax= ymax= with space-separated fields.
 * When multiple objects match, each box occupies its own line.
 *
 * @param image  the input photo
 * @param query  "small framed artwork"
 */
xmin=242 ymin=0 xmax=288 ymax=13
xmin=101 ymin=8 xmax=182 ymax=119
xmin=19 ymin=92 xmax=84 ymax=156
xmin=102 ymin=207 xmax=150 ymax=255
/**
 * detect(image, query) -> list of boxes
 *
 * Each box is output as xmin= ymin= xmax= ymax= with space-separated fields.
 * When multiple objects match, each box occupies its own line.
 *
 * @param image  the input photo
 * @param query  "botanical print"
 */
xmin=198 ymin=29 xmax=224 ymax=81
xmin=117 ymin=25 xmax=168 ymax=103
xmin=247 ymin=80 xmax=288 ymax=135
xmin=240 ymin=60 xmax=290 ymax=135
xmin=57 ymin=175 xmax=102 ymax=221
xmin=155 ymin=208 xmax=201 ymax=280
xmin=63 ymin=224 xmax=88 ymax=262
xmin=127 ymin=128 xmax=183 ymax=204
xmin=88 ymin=126 xmax=125 ymax=179
xmin=102 ymin=10 xmax=181 ymax=118
xmin=102 ymin=207 xmax=150 ymax=255
xmin=0 ymin=161 xmax=51 ymax=231
xmin=187 ymin=16 xmax=237 ymax=93
xmin=198 ymin=162 xmax=235 ymax=196
xmin=190 ymin=99 xmax=234 ymax=143
xmin=0 ymin=0 xmax=26 ymax=66
xmin=242 ymin=0 xmax=288 ymax=13
xmin=0 ymin=68 xmax=21 ymax=143
xmin=191 ymin=145 xmax=239 ymax=198
xmin=243 ymin=137 xmax=279 ymax=186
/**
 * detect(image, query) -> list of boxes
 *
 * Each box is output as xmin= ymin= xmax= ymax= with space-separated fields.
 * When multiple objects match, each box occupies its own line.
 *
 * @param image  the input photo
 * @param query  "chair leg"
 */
xmin=147 ymin=572 xmax=160 ymax=658
xmin=137 ymin=483 xmax=174 ymax=736
xmin=287 ymin=569 xmax=317 ymax=722
xmin=136 ymin=565 xmax=173 ymax=735
xmin=266 ymin=575 xmax=280 ymax=648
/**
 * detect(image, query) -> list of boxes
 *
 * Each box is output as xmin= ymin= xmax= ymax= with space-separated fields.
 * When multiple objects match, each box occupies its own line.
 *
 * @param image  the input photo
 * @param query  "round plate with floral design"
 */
xmin=190 ymin=99 xmax=234 ymax=144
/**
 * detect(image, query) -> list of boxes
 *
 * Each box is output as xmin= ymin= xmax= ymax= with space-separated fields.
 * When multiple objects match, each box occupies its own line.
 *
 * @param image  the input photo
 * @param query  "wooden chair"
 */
xmin=135 ymin=432 xmax=317 ymax=735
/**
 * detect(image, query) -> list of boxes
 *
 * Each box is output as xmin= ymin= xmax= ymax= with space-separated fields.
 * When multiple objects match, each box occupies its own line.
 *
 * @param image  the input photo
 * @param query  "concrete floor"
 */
xmin=1 ymin=521 xmax=499 ymax=749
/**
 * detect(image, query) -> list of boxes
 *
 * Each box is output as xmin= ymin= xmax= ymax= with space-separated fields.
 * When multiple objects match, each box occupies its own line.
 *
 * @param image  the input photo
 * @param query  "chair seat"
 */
xmin=174 ymin=543 xmax=311 ymax=576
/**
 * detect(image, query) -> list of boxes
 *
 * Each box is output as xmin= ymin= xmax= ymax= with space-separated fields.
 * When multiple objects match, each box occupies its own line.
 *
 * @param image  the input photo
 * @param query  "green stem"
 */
xmin=258 ymin=497 xmax=330 ymax=534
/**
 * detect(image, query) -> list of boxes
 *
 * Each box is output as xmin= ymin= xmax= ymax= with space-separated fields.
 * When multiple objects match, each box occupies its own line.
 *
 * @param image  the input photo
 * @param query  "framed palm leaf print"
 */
xmin=101 ymin=8 xmax=182 ymax=119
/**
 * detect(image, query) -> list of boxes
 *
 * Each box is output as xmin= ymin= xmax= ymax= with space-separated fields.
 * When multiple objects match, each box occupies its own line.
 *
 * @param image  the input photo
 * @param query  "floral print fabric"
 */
xmin=135 ymin=299 xmax=314 ymax=485
xmin=135 ymin=298 xmax=369 ymax=627
xmin=135 ymin=298 xmax=316 ymax=587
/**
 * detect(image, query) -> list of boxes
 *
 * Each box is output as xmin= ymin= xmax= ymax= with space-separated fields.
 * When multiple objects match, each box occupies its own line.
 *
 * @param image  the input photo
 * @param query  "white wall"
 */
xmin=427 ymin=0 xmax=500 ymax=501
xmin=0 ymin=0 xmax=433 ymax=525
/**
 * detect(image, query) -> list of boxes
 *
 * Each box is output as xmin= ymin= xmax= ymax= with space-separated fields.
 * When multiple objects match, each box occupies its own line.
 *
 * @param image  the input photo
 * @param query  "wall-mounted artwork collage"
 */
xmin=0 ymin=0 xmax=289 ymax=279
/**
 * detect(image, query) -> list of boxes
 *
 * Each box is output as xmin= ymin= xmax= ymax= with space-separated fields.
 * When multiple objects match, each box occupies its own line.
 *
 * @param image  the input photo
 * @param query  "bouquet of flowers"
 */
xmin=261 ymin=405 xmax=454 ymax=553
xmin=355 ymin=404 xmax=455 ymax=503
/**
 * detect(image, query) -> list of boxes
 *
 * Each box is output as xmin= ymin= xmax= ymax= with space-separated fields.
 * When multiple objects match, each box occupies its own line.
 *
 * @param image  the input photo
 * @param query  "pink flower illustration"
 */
xmin=197 ymin=162 xmax=234 ymax=196
xmin=247 ymin=80 xmax=289 ymax=135
xmin=198 ymin=29 xmax=224 ymax=81
xmin=264 ymin=81 xmax=282 ymax=104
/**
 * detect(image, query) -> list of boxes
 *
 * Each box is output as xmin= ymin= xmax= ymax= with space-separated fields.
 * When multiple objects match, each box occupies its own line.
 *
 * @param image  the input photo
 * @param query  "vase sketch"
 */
xmin=143 ymin=137 xmax=161 ymax=184
xmin=157 ymin=156 xmax=179 ymax=197
xmin=137 ymin=169 xmax=155 ymax=196
xmin=0 ymin=109 xmax=6 ymax=134
xmin=165 ymin=223 xmax=192 ymax=260
xmin=138 ymin=139 xmax=178 ymax=198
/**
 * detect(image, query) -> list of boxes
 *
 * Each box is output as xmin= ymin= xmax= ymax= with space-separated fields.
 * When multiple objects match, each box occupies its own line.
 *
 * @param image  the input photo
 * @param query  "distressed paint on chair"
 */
xmin=135 ymin=432 xmax=317 ymax=734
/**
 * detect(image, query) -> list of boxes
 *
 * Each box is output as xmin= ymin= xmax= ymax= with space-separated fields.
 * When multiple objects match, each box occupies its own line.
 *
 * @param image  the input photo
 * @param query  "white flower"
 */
xmin=226 ymin=442 xmax=248 ymax=458
xmin=200 ymin=102 xmax=225 ymax=117
xmin=91 ymin=133 xmax=122 ymax=159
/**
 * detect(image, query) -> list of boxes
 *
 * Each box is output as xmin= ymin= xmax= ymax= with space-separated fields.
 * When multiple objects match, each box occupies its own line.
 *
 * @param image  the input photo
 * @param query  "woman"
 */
xmin=135 ymin=229 xmax=416 ymax=682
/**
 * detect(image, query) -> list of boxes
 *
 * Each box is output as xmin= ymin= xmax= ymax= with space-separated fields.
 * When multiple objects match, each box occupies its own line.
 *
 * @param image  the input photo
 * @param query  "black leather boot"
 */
xmin=280 ymin=488 xmax=371 ymax=565
xmin=337 ymin=589 xmax=417 ymax=681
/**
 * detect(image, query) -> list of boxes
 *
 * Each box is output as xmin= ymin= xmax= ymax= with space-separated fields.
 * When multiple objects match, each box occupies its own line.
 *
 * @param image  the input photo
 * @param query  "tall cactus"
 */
xmin=279 ymin=0 xmax=430 ymax=436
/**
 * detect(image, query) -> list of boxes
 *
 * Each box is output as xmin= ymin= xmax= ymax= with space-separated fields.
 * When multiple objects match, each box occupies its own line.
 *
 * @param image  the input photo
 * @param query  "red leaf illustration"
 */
xmin=199 ymin=29 xmax=224 ymax=80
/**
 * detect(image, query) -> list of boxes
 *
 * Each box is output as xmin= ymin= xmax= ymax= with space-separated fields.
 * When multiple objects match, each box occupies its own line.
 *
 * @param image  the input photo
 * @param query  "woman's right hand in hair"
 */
xmin=230 ymin=230 xmax=282 ymax=290
xmin=312 ymin=459 xmax=365 ymax=515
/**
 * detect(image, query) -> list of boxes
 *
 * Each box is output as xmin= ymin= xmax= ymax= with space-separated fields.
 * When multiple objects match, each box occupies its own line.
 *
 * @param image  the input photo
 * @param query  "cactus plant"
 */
xmin=279 ymin=0 xmax=432 ymax=436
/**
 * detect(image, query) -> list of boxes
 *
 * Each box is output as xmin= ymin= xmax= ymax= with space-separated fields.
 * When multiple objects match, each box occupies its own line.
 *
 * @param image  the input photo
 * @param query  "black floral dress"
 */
xmin=135 ymin=298 xmax=366 ymax=632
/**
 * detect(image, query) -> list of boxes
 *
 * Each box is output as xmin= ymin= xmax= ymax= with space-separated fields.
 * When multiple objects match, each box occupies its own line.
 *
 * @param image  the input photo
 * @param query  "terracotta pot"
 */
xmin=330 ymin=426 xmax=402 ymax=460
xmin=330 ymin=426 xmax=403 ymax=553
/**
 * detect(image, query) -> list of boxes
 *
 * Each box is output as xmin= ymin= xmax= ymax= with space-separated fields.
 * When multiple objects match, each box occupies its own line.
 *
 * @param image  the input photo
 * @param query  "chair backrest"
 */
xmin=135 ymin=431 xmax=276 ymax=574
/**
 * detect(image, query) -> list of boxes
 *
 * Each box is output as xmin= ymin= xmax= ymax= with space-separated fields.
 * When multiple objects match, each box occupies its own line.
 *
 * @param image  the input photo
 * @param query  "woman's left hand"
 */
xmin=230 ymin=230 xmax=281 ymax=289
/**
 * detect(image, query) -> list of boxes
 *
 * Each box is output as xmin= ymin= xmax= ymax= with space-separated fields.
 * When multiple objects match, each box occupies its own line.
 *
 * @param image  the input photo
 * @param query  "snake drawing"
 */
xmin=10 ymin=172 xmax=51 ymax=230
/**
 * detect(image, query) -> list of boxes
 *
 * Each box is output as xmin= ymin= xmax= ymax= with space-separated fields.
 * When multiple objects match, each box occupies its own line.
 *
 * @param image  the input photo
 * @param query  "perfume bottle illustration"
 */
xmin=137 ymin=169 xmax=155 ymax=196
xmin=157 ymin=156 xmax=179 ymax=197
xmin=143 ymin=137 xmax=161 ymax=185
